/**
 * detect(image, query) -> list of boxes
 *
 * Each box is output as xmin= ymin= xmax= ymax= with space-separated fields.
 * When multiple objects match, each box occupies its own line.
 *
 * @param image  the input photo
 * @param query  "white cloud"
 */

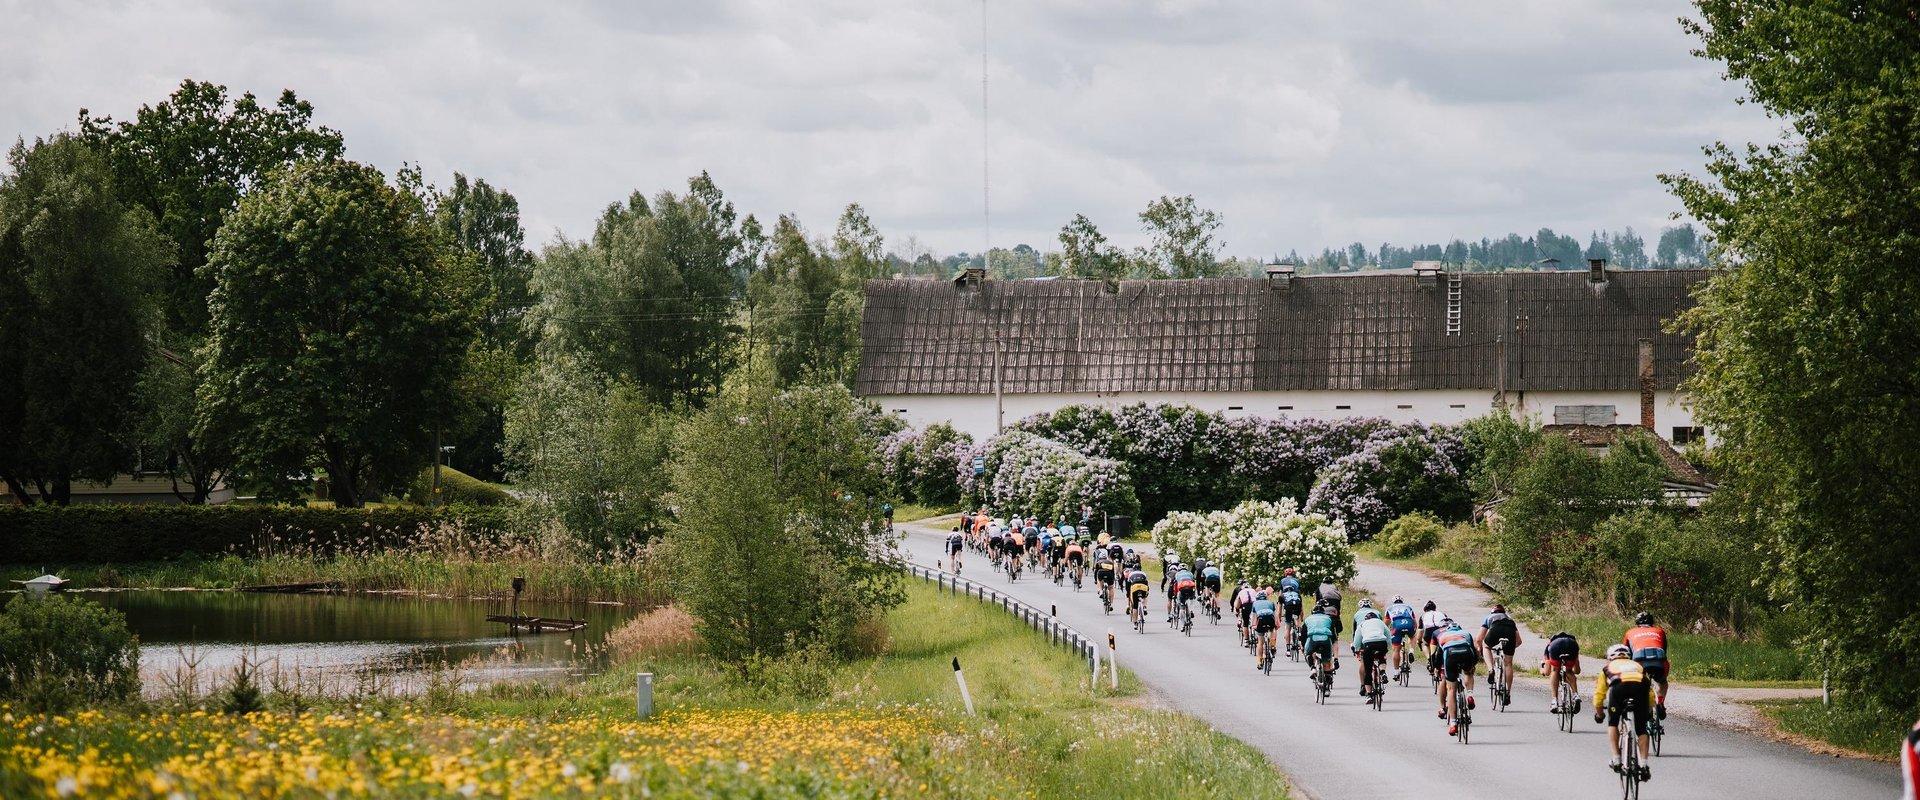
xmin=0 ymin=0 xmax=1776 ymax=258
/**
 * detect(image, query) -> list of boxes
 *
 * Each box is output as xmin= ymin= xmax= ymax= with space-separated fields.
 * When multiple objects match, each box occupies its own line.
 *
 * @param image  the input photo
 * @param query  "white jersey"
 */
xmin=1420 ymin=610 xmax=1447 ymax=630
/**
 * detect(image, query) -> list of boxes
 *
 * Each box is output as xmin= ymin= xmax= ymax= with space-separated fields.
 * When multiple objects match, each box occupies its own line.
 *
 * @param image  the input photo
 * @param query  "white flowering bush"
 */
xmin=968 ymin=431 xmax=1139 ymax=521
xmin=1149 ymin=499 xmax=1355 ymax=587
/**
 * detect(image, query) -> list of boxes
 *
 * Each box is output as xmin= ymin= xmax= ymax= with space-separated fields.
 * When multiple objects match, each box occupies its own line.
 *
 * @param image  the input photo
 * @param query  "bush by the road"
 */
xmin=0 ymin=504 xmax=511 ymax=564
xmin=965 ymin=431 xmax=1139 ymax=524
xmin=879 ymin=422 xmax=973 ymax=507
xmin=1149 ymin=498 xmax=1354 ymax=588
xmin=1376 ymin=512 xmax=1445 ymax=557
xmin=1306 ymin=430 xmax=1472 ymax=542
xmin=404 ymin=464 xmax=515 ymax=506
xmin=0 ymin=594 xmax=139 ymax=712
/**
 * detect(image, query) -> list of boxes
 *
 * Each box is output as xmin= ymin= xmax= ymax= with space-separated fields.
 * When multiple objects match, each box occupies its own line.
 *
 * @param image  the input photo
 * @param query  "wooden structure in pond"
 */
xmin=486 ymin=614 xmax=587 ymax=633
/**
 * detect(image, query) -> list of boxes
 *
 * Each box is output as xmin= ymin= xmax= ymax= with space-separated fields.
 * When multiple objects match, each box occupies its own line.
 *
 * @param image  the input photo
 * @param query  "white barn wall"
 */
xmin=867 ymin=390 xmax=1702 ymax=444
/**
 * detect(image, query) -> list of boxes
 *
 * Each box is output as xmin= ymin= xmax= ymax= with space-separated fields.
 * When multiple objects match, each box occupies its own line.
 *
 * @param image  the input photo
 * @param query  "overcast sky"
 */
xmin=3 ymin=0 xmax=1780 ymax=259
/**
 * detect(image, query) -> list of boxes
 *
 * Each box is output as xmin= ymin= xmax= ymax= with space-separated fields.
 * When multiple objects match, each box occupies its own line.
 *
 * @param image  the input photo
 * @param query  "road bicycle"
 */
xmin=1556 ymin=676 xmax=1579 ymax=733
xmin=1130 ymin=597 xmax=1146 ymax=634
xmin=1007 ymin=556 xmax=1022 ymax=582
xmin=1170 ymin=599 xmax=1193 ymax=636
xmin=1259 ymin=633 xmax=1276 ymax=675
xmin=1648 ymin=714 xmax=1665 ymax=756
xmin=1451 ymin=676 xmax=1473 ymax=744
xmin=1486 ymin=639 xmax=1511 ymax=712
xmin=1286 ymin=622 xmax=1304 ymax=662
xmin=1616 ymin=718 xmax=1646 ymax=799
xmin=1312 ymin=655 xmax=1334 ymax=704
xmin=1071 ymin=561 xmax=1084 ymax=590
xmin=1367 ymin=654 xmax=1387 ymax=711
xmin=1099 ymin=581 xmax=1114 ymax=614
xmin=1394 ymin=646 xmax=1413 ymax=688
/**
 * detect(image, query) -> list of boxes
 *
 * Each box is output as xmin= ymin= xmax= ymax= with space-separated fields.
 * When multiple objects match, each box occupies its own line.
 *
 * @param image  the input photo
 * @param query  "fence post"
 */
xmin=636 ymin=672 xmax=654 ymax=719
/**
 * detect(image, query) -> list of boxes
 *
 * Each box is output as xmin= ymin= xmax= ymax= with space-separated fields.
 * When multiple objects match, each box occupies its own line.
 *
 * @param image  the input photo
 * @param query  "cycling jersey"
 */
xmin=1011 ymin=532 xmax=1026 ymax=548
xmin=1353 ymin=608 xmax=1381 ymax=629
xmin=1279 ymin=576 xmax=1301 ymax=595
xmin=1436 ymin=626 xmax=1476 ymax=655
xmin=1317 ymin=582 xmax=1342 ymax=606
xmin=1201 ymin=566 xmax=1222 ymax=581
xmin=1303 ymin=612 xmax=1336 ymax=642
xmin=1595 ymin=658 xmax=1653 ymax=732
xmin=1387 ymin=602 xmax=1416 ymax=629
xmin=1059 ymin=524 xmax=1076 ymax=538
xmin=1544 ymin=633 xmax=1580 ymax=668
xmin=1482 ymin=612 xmax=1520 ymax=653
xmin=1065 ymin=544 xmax=1085 ymax=561
xmin=1623 ymin=625 xmax=1669 ymax=663
xmin=1252 ymin=598 xmax=1278 ymax=618
xmin=1279 ymin=588 xmax=1302 ymax=608
xmin=1353 ymin=616 xmax=1392 ymax=646
xmin=946 ymin=533 xmax=963 ymax=552
xmin=1233 ymin=587 xmax=1256 ymax=611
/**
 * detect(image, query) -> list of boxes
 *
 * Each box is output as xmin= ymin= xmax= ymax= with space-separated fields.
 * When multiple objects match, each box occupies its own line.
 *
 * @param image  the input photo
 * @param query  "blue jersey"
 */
xmin=1387 ymin=602 xmax=1416 ymax=623
xmin=1303 ymin=613 xmax=1336 ymax=642
xmin=1279 ymin=576 xmax=1302 ymax=594
xmin=1252 ymin=598 xmax=1277 ymax=617
xmin=1201 ymin=566 xmax=1221 ymax=580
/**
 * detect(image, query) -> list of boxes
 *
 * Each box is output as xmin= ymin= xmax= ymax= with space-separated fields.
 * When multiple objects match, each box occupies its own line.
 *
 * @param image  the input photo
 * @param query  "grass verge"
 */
xmin=0 ymin=582 xmax=1288 ymax=799
xmin=1757 ymin=697 xmax=1910 ymax=761
xmin=1524 ymin=611 xmax=1810 ymax=684
xmin=893 ymin=503 xmax=960 ymax=524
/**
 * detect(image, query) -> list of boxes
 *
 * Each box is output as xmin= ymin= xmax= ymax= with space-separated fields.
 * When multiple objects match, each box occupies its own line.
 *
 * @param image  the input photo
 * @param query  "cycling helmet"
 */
xmin=1635 ymin=611 xmax=1654 ymax=626
xmin=1440 ymin=615 xmax=1455 ymax=626
xmin=1256 ymin=589 xmax=1269 ymax=600
xmin=1166 ymin=551 xmax=1179 ymax=563
xmin=1423 ymin=600 xmax=1436 ymax=612
xmin=1391 ymin=595 xmax=1403 ymax=604
xmin=1491 ymin=603 xmax=1505 ymax=613
xmin=1237 ymin=578 xmax=1249 ymax=587
xmin=1126 ymin=548 xmax=1135 ymax=555
xmin=1359 ymin=598 xmax=1374 ymax=608
xmin=1606 ymin=644 xmax=1632 ymax=659
xmin=1284 ymin=567 xmax=1297 ymax=576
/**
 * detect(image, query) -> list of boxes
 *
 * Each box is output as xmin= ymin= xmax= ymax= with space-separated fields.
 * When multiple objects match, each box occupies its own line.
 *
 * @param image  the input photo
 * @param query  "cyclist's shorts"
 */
xmin=1176 ymin=586 xmax=1196 ymax=602
xmin=1486 ymin=637 xmax=1518 ymax=656
xmin=1283 ymin=602 xmax=1303 ymax=621
xmin=1635 ymin=657 xmax=1670 ymax=685
xmin=1256 ymin=613 xmax=1277 ymax=633
xmin=1391 ymin=627 xmax=1412 ymax=645
xmin=1129 ymin=584 xmax=1150 ymax=600
xmin=1422 ymin=626 xmax=1444 ymax=646
xmin=1545 ymin=655 xmax=1581 ymax=673
xmin=1066 ymin=551 xmax=1084 ymax=564
xmin=948 ymin=542 xmax=963 ymax=554
xmin=1095 ymin=567 xmax=1115 ymax=584
xmin=1390 ymin=616 xmax=1416 ymax=633
xmin=1359 ymin=640 xmax=1389 ymax=663
xmin=1305 ymin=639 xmax=1333 ymax=662
xmin=1607 ymin=689 xmax=1651 ymax=734
xmin=1441 ymin=647 xmax=1478 ymax=681
xmin=1201 ymin=575 xmax=1221 ymax=592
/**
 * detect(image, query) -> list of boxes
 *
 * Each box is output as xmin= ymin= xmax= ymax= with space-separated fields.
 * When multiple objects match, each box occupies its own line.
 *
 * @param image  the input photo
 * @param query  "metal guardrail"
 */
xmin=901 ymin=560 xmax=1098 ymax=664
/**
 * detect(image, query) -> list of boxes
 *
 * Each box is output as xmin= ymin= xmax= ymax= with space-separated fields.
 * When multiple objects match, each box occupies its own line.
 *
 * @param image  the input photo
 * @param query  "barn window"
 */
xmin=1553 ymin=405 xmax=1616 ymax=425
xmin=1671 ymin=426 xmax=1706 ymax=445
xmin=1335 ymin=405 xmax=1352 ymax=410
xmin=1276 ymin=405 xmax=1293 ymax=411
xmin=1227 ymin=406 xmax=1243 ymax=411
xmin=1396 ymin=404 xmax=1413 ymax=410
xmin=1449 ymin=404 xmax=1467 ymax=409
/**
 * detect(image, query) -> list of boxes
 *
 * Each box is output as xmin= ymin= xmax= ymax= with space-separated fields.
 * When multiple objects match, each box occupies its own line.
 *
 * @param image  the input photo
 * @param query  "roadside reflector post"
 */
xmin=636 ymin=672 xmax=654 ymax=719
xmin=1107 ymin=630 xmax=1119 ymax=689
xmin=953 ymin=657 xmax=976 ymax=715
xmin=1051 ymin=603 xmax=1057 ymax=617
xmin=1090 ymin=644 xmax=1101 ymax=691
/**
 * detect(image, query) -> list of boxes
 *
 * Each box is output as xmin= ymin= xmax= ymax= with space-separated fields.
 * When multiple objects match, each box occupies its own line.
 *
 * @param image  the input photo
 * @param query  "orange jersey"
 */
xmin=1623 ymin=625 xmax=1668 ymax=656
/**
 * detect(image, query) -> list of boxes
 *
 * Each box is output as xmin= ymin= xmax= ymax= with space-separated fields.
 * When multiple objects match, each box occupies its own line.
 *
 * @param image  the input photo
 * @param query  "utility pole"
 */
xmin=993 ymin=334 xmax=1004 ymax=433
xmin=432 ymin=424 xmax=442 ymax=508
xmin=1494 ymin=334 xmax=1508 ymax=412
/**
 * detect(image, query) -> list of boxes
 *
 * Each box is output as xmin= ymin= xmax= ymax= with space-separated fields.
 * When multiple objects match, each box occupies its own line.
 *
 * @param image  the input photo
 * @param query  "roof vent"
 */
xmin=1265 ymin=259 xmax=1296 ymax=291
xmin=1413 ymin=260 xmax=1442 ymax=288
xmin=1587 ymin=258 xmax=1608 ymax=285
xmin=954 ymin=267 xmax=986 ymax=289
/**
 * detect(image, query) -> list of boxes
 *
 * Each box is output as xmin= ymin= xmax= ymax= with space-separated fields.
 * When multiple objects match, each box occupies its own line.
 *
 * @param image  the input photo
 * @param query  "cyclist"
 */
xmin=1199 ymin=562 xmax=1223 ymax=619
xmin=1303 ymin=603 xmax=1338 ymax=688
xmin=1316 ymin=579 xmax=1343 ymax=620
xmin=1279 ymin=569 xmax=1305 ymax=653
xmin=1594 ymin=644 xmax=1654 ymax=782
xmin=1169 ymin=564 xmax=1197 ymax=625
xmin=1352 ymin=602 xmax=1393 ymax=698
xmin=1064 ymin=538 xmax=1086 ymax=583
xmin=1623 ymin=612 xmax=1671 ymax=719
xmin=1434 ymin=618 xmax=1479 ymax=736
xmin=987 ymin=524 xmax=1005 ymax=569
xmin=1481 ymin=603 xmax=1522 ymax=702
xmin=946 ymin=526 xmax=965 ymax=573
xmin=1048 ymin=527 xmax=1068 ymax=571
xmin=881 ymin=501 xmax=894 ymax=529
xmin=1252 ymin=589 xmax=1280 ymax=669
xmin=1233 ymin=580 xmax=1257 ymax=644
xmin=1125 ymin=566 xmax=1152 ymax=628
xmin=1093 ymin=548 xmax=1117 ymax=608
xmin=1037 ymin=527 xmax=1054 ymax=571
xmin=1544 ymin=630 xmax=1582 ymax=714
xmin=1418 ymin=600 xmax=1446 ymax=654
xmin=1121 ymin=547 xmax=1141 ymax=572
xmin=1386 ymin=595 xmax=1418 ymax=674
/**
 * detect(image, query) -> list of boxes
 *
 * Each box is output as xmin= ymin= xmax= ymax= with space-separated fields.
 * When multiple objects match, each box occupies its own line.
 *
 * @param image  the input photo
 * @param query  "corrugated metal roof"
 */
xmin=855 ymin=269 xmax=1705 ymax=396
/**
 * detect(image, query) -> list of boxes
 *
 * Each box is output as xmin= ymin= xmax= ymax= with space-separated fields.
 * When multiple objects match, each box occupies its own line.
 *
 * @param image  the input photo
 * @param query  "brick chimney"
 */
xmin=1588 ymin=258 xmax=1608 ymax=284
xmin=1637 ymin=338 xmax=1656 ymax=431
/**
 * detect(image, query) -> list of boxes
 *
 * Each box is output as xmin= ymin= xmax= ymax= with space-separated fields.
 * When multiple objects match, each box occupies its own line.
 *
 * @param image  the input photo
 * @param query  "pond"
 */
xmin=72 ymin=590 xmax=639 ymax=697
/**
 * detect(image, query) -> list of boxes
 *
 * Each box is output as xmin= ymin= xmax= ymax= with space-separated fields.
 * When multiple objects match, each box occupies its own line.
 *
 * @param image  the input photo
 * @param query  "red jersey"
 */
xmin=1623 ymin=626 xmax=1668 ymax=660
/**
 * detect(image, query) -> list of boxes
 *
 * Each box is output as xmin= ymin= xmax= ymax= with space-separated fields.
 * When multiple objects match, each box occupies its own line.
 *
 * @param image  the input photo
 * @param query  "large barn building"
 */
xmin=855 ymin=262 xmax=1709 ymax=444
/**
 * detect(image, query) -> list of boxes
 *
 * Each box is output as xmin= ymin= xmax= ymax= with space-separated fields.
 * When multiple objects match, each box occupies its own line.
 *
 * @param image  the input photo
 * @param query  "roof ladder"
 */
xmin=1445 ymin=272 xmax=1463 ymax=336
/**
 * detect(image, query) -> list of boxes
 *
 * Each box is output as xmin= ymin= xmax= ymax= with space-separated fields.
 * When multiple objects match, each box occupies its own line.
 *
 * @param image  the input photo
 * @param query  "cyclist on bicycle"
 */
xmin=1623 ymin=611 xmax=1671 ymax=719
xmin=1233 ymin=580 xmax=1256 ymax=643
xmin=1121 ymin=548 xmax=1141 ymax=572
xmin=1595 ymin=644 xmax=1654 ymax=782
xmin=1049 ymin=528 xmax=1068 ymax=568
xmin=1434 ymin=618 xmax=1478 ymax=736
xmin=1418 ymin=600 xmax=1446 ymax=654
xmin=1544 ymin=630 xmax=1582 ymax=714
xmin=1168 ymin=563 xmax=1197 ymax=624
xmin=1279 ymin=569 xmax=1305 ymax=653
xmin=1125 ymin=567 xmax=1152 ymax=625
xmin=1386 ymin=595 xmax=1418 ymax=671
xmin=1199 ymin=562 xmax=1223 ymax=616
xmin=1065 ymin=538 xmax=1085 ymax=570
xmin=1481 ymin=603 xmax=1522 ymax=702
xmin=1317 ymin=579 xmax=1343 ymax=620
xmin=947 ymin=526 xmax=965 ymax=572
xmin=1252 ymin=590 xmax=1280 ymax=669
xmin=1303 ymin=603 xmax=1338 ymax=686
xmin=1352 ymin=603 xmax=1392 ymax=698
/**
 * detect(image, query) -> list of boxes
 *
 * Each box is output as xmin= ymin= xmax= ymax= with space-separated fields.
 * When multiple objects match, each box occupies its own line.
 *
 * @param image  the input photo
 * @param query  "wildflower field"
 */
xmin=0 ymin=584 xmax=1289 ymax=799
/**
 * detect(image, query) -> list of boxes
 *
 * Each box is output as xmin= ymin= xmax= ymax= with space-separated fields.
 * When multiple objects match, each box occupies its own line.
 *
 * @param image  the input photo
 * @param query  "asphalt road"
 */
xmin=898 ymin=521 xmax=1895 ymax=800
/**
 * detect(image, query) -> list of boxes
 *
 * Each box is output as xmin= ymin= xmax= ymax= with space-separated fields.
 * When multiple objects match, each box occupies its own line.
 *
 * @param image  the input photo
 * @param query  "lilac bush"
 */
xmin=1305 ymin=429 xmax=1471 ymax=542
xmin=877 ymin=423 xmax=974 ymax=506
xmin=966 ymin=431 xmax=1140 ymax=521
xmin=1149 ymin=499 xmax=1355 ymax=587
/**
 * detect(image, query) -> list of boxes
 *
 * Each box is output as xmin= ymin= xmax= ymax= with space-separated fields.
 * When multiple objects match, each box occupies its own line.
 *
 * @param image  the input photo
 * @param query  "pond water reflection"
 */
xmin=73 ymin=590 xmax=638 ymax=696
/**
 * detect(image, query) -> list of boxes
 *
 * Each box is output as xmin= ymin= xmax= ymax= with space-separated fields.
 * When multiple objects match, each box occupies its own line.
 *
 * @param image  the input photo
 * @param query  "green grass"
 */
xmin=1759 ymin=697 xmax=1912 ymax=760
xmin=893 ymin=503 xmax=961 ymax=523
xmin=0 ymin=582 xmax=1289 ymax=798
xmin=1522 ymin=612 xmax=1809 ymax=683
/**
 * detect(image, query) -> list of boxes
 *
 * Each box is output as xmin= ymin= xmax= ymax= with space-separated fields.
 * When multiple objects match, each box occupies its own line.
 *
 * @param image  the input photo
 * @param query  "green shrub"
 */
xmin=0 ymin=594 xmax=139 ymax=711
xmin=1376 ymin=512 xmax=1445 ymax=557
xmin=0 ymin=504 xmax=512 ymax=564
xmin=405 ymin=465 xmax=515 ymax=506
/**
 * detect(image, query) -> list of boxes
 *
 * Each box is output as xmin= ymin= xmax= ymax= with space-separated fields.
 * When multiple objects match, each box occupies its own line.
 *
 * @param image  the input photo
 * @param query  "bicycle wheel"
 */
xmin=1650 ymin=722 xmax=1663 ymax=757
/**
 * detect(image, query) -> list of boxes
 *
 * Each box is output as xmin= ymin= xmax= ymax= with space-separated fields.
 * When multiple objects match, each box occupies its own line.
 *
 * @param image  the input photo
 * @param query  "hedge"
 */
xmin=403 ymin=465 xmax=516 ymax=506
xmin=0 ymin=504 xmax=512 ymax=565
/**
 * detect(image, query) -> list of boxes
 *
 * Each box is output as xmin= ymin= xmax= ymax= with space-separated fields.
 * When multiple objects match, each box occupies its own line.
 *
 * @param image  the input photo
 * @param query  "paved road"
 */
xmin=899 ymin=522 xmax=1895 ymax=800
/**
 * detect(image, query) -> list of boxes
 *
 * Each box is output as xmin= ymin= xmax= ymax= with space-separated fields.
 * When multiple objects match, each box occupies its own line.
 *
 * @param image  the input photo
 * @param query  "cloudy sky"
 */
xmin=2 ymin=0 xmax=1780 ymax=259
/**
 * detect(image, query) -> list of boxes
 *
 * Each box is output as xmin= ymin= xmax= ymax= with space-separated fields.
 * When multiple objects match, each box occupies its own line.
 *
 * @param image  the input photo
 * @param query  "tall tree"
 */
xmin=428 ymin=173 xmax=534 ymax=481
xmin=0 ymin=136 xmax=170 ymax=505
xmin=752 ymin=214 xmax=861 ymax=387
xmin=1058 ymin=213 xmax=1127 ymax=280
xmin=832 ymin=203 xmax=887 ymax=283
xmin=1654 ymin=223 xmax=1704 ymax=267
xmin=77 ymin=79 xmax=344 ymax=335
xmin=531 ymin=175 xmax=743 ymax=406
xmin=1666 ymin=0 xmax=1920 ymax=708
xmin=197 ymin=160 xmax=474 ymax=507
xmin=1136 ymin=194 xmax=1229 ymax=278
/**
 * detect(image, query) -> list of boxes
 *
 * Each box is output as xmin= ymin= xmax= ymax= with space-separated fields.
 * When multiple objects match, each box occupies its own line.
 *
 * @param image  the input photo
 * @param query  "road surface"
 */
xmin=898 ymin=521 xmax=1894 ymax=800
